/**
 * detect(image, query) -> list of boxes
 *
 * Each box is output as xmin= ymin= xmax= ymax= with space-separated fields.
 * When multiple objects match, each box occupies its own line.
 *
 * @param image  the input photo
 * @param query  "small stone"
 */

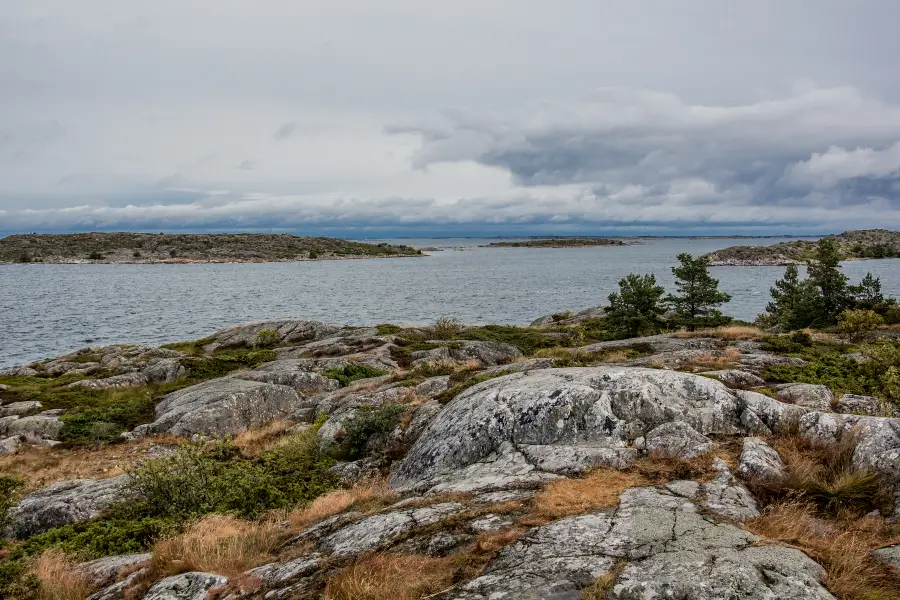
xmin=739 ymin=437 xmax=787 ymax=482
xmin=644 ymin=421 xmax=713 ymax=459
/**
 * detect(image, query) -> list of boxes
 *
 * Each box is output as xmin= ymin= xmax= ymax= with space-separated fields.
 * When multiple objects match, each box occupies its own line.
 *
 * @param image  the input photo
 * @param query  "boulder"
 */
xmin=0 ymin=383 xmax=9 ymax=392
xmin=77 ymin=553 xmax=152 ymax=589
xmin=777 ymin=384 xmax=834 ymax=411
xmin=1 ymin=413 xmax=64 ymax=440
xmin=0 ymin=366 xmax=39 ymax=377
xmin=872 ymin=545 xmax=900 ymax=570
xmin=67 ymin=373 xmax=149 ymax=390
xmin=455 ymin=486 xmax=832 ymax=600
xmin=131 ymin=377 xmax=303 ymax=437
xmin=0 ymin=435 xmax=20 ymax=454
xmin=43 ymin=360 xmax=101 ymax=377
xmin=643 ymin=421 xmax=713 ymax=459
xmin=234 ymin=360 xmax=339 ymax=393
xmin=836 ymin=394 xmax=886 ymax=416
xmin=205 ymin=319 xmax=339 ymax=350
xmin=142 ymin=359 xmax=185 ymax=383
xmin=141 ymin=572 xmax=228 ymax=600
xmin=701 ymin=369 xmax=766 ymax=388
xmin=0 ymin=400 xmax=42 ymax=416
xmin=739 ymin=437 xmax=787 ymax=482
xmin=7 ymin=475 xmax=129 ymax=538
xmin=392 ymin=367 xmax=798 ymax=493
xmin=410 ymin=340 xmax=522 ymax=367
xmin=296 ymin=332 xmax=387 ymax=357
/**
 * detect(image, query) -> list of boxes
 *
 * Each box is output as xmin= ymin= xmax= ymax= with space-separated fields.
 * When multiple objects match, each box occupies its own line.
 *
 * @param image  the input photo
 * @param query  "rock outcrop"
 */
xmin=6 ymin=476 xmax=129 ymax=538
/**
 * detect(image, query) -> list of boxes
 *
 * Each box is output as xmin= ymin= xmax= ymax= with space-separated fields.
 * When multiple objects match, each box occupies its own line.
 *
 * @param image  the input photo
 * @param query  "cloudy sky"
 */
xmin=2 ymin=1 xmax=900 ymax=236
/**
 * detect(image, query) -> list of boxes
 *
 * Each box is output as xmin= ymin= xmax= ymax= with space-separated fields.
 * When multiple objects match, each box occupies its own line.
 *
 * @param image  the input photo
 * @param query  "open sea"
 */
xmin=2 ymin=237 xmax=899 ymax=368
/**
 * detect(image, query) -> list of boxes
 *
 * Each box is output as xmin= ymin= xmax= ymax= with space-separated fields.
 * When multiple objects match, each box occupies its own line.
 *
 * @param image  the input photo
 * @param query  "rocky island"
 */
xmin=480 ymin=237 xmax=630 ymax=248
xmin=702 ymin=228 xmax=900 ymax=266
xmin=0 ymin=232 xmax=422 ymax=264
xmin=1 ymin=315 xmax=899 ymax=600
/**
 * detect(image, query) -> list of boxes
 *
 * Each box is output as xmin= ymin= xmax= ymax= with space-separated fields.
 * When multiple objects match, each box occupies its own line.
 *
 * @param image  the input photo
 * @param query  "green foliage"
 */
xmin=666 ymin=253 xmax=732 ymax=331
xmin=127 ymin=432 xmax=336 ymax=520
xmin=87 ymin=251 xmax=104 ymax=260
xmin=332 ymin=404 xmax=406 ymax=460
xmin=323 ymin=364 xmax=388 ymax=387
xmin=0 ymin=475 xmax=23 ymax=530
xmin=59 ymin=389 xmax=157 ymax=445
xmin=308 ymin=250 xmax=319 ymax=259
xmin=807 ymin=238 xmax=850 ymax=324
xmin=255 ymin=329 xmax=280 ymax=348
xmin=836 ymin=309 xmax=884 ymax=341
xmin=455 ymin=325 xmax=562 ymax=355
xmin=375 ymin=324 xmax=402 ymax=335
xmin=763 ymin=265 xmax=826 ymax=330
xmin=605 ymin=273 xmax=666 ymax=337
xmin=433 ymin=316 xmax=463 ymax=339
xmin=435 ymin=370 xmax=516 ymax=404
xmin=183 ymin=349 xmax=276 ymax=380
xmin=848 ymin=272 xmax=886 ymax=310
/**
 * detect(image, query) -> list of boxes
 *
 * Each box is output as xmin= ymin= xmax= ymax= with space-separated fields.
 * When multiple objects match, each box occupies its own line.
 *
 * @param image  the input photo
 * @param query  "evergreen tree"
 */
xmin=763 ymin=264 xmax=824 ymax=330
xmin=806 ymin=239 xmax=849 ymax=324
xmin=605 ymin=273 xmax=666 ymax=337
xmin=666 ymin=253 xmax=732 ymax=331
xmin=849 ymin=272 xmax=885 ymax=310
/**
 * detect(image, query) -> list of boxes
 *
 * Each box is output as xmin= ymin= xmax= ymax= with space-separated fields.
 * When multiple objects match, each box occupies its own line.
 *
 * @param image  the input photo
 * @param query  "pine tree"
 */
xmin=605 ymin=273 xmax=666 ymax=337
xmin=666 ymin=253 xmax=732 ymax=331
xmin=849 ymin=272 xmax=885 ymax=310
xmin=763 ymin=264 xmax=824 ymax=329
xmin=806 ymin=239 xmax=849 ymax=324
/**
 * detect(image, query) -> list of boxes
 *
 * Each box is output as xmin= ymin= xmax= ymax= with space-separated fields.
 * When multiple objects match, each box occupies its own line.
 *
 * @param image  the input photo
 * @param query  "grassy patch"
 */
xmin=435 ymin=370 xmax=517 ymax=404
xmin=322 ymin=364 xmax=388 ymax=387
xmin=182 ymin=348 xmax=276 ymax=381
xmin=331 ymin=404 xmax=406 ymax=460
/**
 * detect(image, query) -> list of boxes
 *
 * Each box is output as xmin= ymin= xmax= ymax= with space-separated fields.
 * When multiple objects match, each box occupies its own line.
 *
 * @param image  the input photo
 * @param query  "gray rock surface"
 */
xmin=455 ymin=486 xmax=832 ymax=600
xmin=392 ymin=367 xmax=797 ymax=492
xmin=141 ymin=572 xmax=228 ymax=600
xmin=836 ymin=393 xmax=886 ymax=416
xmin=643 ymin=421 xmax=713 ymax=459
xmin=1 ymin=413 xmax=64 ymax=440
xmin=234 ymin=360 xmax=339 ymax=393
xmin=701 ymin=369 xmax=766 ymax=388
xmin=739 ymin=437 xmax=787 ymax=482
xmin=0 ymin=435 xmax=20 ymax=454
xmin=67 ymin=372 xmax=149 ymax=390
xmin=77 ymin=553 xmax=152 ymax=589
xmin=249 ymin=554 xmax=322 ymax=587
xmin=319 ymin=502 xmax=464 ymax=557
xmin=7 ymin=475 xmax=129 ymax=538
xmin=142 ymin=359 xmax=185 ymax=383
xmin=872 ymin=545 xmax=900 ymax=570
xmin=777 ymin=383 xmax=834 ymax=411
xmin=0 ymin=365 xmax=39 ymax=377
xmin=410 ymin=340 xmax=522 ymax=367
xmin=131 ymin=377 xmax=303 ymax=437
xmin=0 ymin=400 xmax=41 ymax=416
xmin=205 ymin=319 xmax=339 ymax=350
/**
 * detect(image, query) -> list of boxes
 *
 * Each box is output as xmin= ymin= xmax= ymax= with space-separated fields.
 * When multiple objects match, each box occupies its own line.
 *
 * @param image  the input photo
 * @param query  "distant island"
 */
xmin=0 ymin=232 xmax=422 ymax=264
xmin=481 ymin=237 xmax=631 ymax=248
xmin=701 ymin=229 xmax=900 ymax=266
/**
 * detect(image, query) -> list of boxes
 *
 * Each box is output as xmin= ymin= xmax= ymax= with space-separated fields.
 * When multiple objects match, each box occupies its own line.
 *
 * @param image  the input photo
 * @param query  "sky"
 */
xmin=2 ymin=0 xmax=900 ymax=237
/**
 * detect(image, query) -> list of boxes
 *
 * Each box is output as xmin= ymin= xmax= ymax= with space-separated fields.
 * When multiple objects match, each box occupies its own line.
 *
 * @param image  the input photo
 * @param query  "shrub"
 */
xmin=790 ymin=330 xmax=814 ymax=346
xmin=433 ymin=315 xmax=463 ymax=339
xmin=455 ymin=325 xmax=561 ymax=355
xmin=182 ymin=349 xmax=276 ymax=381
xmin=254 ymin=329 xmax=280 ymax=348
xmin=132 ymin=251 xmax=142 ymax=258
xmin=308 ymin=250 xmax=319 ymax=259
xmin=87 ymin=251 xmax=104 ymax=260
xmin=59 ymin=389 xmax=156 ymax=445
xmin=605 ymin=273 xmax=666 ymax=337
xmin=169 ymin=249 xmax=178 ymax=258
xmin=375 ymin=324 xmax=402 ymax=335
xmin=333 ymin=405 xmax=405 ymax=460
xmin=883 ymin=305 xmax=900 ymax=325
xmin=836 ymin=309 xmax=884 ymax=342
xmin=18 ymin=251 xmax=31 ymax=263
xmin=0 ymin=474 xmax=23 ymax=530
xmin=322 ymin=364 xmax=387 ymax=387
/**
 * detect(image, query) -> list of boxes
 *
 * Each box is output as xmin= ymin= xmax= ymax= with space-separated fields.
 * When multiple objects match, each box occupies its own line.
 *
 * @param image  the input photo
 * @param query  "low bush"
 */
xmin=254 ymin=329 xmax=280 ymax=348
xmin=87 ymin=251 xmax=104 ymax=260
xmin=322 ymin=364 xmax=387 ymax=387
xmin=455 ymin=325 xmax=563 ymax=355
xmin=332 ymin=405 xmax=406 ymax=460
xmin=59 ymin=389 xmax=156 ymax=445
xmin=182 ymin=349 xmax=276 ymax=381
xmin=836 ymin=309 xmax=883 ymax=342
xmin=0 ymin=475 xmax=24 ymax=529
xmin=433 ymin=316 xmax=463 ymax=339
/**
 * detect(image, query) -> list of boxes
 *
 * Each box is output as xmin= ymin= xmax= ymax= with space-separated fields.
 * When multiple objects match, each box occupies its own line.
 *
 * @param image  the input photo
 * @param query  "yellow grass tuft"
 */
xmin=748 ymin=502 xmax=900 ymax=600
xmin=232 ymin=420 xmax=296 ymax=456
xmin=323 ymin=554 xmax=455 ymax=600
xmin=675 ymin=325 xmax=763 ymax=341
xmin=31 ymin=549 xmax=96 ymax=600
xmin=533 ymin=469 xmax=646 ymax=519
xmin=152 ymin=514 xmax=281 ymax=579
xmin=289 ymin=479 xmax=398 ymax=530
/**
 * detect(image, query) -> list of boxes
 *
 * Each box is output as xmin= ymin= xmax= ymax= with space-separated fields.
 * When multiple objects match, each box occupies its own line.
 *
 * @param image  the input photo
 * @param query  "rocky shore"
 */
xmin=1 ymin=318 xmax=899 ymax=599
xmin=480 ymin=237 xmax=631 ymax=248
xmin=702 ymin=228 xmax=900 ymax=266
xmin=0 ymin=232 xmax=422 ymax=264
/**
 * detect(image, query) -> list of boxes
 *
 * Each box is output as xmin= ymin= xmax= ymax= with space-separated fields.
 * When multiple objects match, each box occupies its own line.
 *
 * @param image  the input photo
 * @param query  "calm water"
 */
xmin=2 ymin=237 xmax=899 ymax=368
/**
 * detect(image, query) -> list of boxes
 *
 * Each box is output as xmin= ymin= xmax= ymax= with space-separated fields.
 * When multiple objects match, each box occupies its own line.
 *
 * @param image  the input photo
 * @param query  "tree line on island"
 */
xmin=605 ymin=238 xmax=897 ymax=339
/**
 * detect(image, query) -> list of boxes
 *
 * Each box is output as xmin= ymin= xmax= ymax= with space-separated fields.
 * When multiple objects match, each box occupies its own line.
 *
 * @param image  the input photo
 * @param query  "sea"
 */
xmin=2 ymin=237 xmax=899 ymax=368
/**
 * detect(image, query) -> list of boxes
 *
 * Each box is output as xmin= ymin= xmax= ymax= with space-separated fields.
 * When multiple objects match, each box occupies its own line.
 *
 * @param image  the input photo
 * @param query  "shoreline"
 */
xmin=0 ymin=253 xmax=425 ymax=266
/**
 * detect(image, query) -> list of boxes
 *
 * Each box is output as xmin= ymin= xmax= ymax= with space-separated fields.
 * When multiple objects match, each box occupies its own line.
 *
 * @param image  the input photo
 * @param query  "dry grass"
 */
xmin=289 ymin=479 xmax=398 ymax=530
xmin=580 ymin=560 xmax=626 ymax=600
xmin=751 ymin=434 xmax=891 ymax=516
xmin=0 ymin=436 xmax=182 ymax=492
xmin=30 ymin=549 xmax=96 ymax=600
xmin=682 ymin=347 xmax=742 ymax=371
xmin=152 ymin=514 xmax=282 ymax=579
xmin=232 ymin=420 xmax=296 ymax=456
xmin=599 ymin=350 xmax=630 ymax=363
xmin=748 ymin=502 xmax=900 ymax=600
xmin=674 ymin=325 xmax=763 ymax=341
xmin=323 ymin=554 xmax=456 ymax=600
xmin=533 ymin=469 xmax=647 ymax=519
